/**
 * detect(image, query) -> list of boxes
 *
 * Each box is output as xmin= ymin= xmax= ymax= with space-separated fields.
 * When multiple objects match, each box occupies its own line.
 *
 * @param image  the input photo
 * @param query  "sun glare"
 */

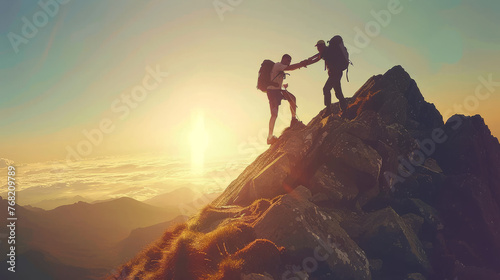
xmin=189 ymin=111 xmax=209 ymax=174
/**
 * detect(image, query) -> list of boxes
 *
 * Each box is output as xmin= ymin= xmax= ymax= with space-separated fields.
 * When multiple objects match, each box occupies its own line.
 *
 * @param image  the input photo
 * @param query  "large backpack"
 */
xmin=257 ymin=60 xmax=279 ymax=92
xmin=323 ymin=36 xmax=352 ymax=80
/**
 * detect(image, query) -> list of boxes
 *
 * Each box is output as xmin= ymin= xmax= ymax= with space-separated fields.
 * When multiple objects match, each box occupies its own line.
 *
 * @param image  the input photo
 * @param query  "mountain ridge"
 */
xmin=0 ymin=195 xmax=185 ymax=278
xmin=110 ymin=65 xmax=500 ymax=280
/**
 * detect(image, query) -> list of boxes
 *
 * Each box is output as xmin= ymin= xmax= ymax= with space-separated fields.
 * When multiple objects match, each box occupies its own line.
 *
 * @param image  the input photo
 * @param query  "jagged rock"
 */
xmin=369 ymin=258 xmax=384 ymax=279
xmin=310 ymin=192 xmax=330 ymax=204
xmin=234 ymin=153 xmax=292 ymax=206
xmin=345 ymin=66 xmax=443 ymax=133
xmin=213 ymin=121 xmax=319 ymax=207
xmin=391 ymin=198 xmax=442 ymax=243
xmin=356 ymin=207 xmax=430 ymax=275
xmin=438 ymin=175 xmax=500 ymax=267
xmin=322 ymin=131 xmax=383 ymax=207
xmin=307 ymin=164 xmax=359 ymax=207
xmin=404 ymin=272 xmax=427 ymax=280
xmin=451 ymin=262 xmax=500 ymax=280
xmin=253 ymin=186 xmax=371 ymax=280
xmin=402 ymin=213 xmax=424 ymax=237
xmin=435 ymin=115 xmax=500 ymax=182
xmin=110 ymin=66 xmax=500 ymax=280
xmin=433 ymin=115 xmax=500 ymax=269
xmin=392 ymin=158 xmax=445 ymax=205
xmin=233 ymin=239 xmax=283 ymax=277
xmin=241 ymin=273 xmax=273 ymax=280
xmin=327 ymin=132 xmax=382 ymax=185
xmin=214 ymin=66 xmax=443 ymax=210
xmin=339 ymin=110 xmax=388 ymax=143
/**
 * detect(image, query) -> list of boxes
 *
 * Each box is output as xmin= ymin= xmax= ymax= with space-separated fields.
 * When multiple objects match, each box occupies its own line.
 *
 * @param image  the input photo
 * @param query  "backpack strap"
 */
xmin=273 ymin=71 xmax=290 ymax=81
xmin=270 ymin=71 xmax=289 ymax=89
xmin=271 ymin=72 xmax=281 ymax=82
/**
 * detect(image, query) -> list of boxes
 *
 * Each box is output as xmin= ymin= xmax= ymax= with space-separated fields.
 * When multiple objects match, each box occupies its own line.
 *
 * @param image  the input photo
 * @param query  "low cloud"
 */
xmin=0 ymin=158 xmax=14 ymax=168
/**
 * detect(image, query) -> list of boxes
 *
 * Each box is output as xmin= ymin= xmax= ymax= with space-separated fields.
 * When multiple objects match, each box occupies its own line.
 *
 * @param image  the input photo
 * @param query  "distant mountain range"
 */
xmin=27 ymin=195 xmax=92 ymax=210
xmin=0 ymin=186 xmax=219 ymax=279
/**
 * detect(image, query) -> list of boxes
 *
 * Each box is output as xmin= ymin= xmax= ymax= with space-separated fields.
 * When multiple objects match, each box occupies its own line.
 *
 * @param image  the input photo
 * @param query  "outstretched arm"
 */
xmin=285 ymin=60 xmax=308 ymax=71
xmin=307 ymin=53 xmax=322 ymax=65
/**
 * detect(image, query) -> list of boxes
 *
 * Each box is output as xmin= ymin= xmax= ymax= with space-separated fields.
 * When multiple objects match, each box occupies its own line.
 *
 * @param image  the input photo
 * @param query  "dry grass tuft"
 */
xmin=108 ymin=201 xmax=286 ymax=280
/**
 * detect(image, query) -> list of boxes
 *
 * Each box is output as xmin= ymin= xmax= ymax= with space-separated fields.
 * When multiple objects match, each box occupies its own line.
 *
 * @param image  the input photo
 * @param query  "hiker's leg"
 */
xmin=267 ymin=90 xmax=281 ymax=138
xmin=323 ymin=76 xmax=335 ymax=107
xmin=332 ymin=70 xmax=347 ymax=110
xmin=283 ymin=90 xmax=297 ymax=119
xmin=268 ymin=105 xmax=278 ymax=139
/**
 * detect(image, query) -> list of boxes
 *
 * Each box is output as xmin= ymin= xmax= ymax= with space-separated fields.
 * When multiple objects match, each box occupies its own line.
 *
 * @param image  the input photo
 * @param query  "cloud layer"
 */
xmin=0 ymin=154 xmax=247 ymax=208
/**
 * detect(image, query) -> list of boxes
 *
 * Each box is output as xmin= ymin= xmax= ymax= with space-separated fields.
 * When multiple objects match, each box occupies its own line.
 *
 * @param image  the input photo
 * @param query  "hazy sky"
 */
xmin=1 ymin=0 xmax=499 ymax=164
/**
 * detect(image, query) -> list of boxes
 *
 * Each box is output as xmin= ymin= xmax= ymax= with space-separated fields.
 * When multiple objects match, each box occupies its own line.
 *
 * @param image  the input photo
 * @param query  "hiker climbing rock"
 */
xmin=306 ymin=36 xmax=352 ymax=117
xmin=257 ymin=54 xmax=308 ymax=145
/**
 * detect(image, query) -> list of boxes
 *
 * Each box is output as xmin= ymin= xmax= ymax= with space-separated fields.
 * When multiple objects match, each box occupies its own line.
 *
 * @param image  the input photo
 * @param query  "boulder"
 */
xmin=369 ymin=258 xmax=384 ymax=280
xmin=241 ymin=273 xmax=273 ymax=280
xmin=402 ymin=213 xmax=424 ymax=237
xmin=344 ymin=66 xmax=443 ymax=134
xmin=307 ymin=164 xmax=359 ymax=207
xmin=391 ymin=198 xmax=442 ymax=243
xmin=213 ymin=119 xmax=320 ymax=207
xmin=326 ymin=132 xmax=382 ymax=186
xmin=357 ymin=207 xmax=430 ymax=275
xmin=320 ymin=131 xmax=383 ymax=207
xmin=234 ymin=154 xmax=292 ymax=206
xmin=253 ymin=186 xmax=371 ymax=280
xmin=438 ymin=175 xmax=500 ymax=268
xmin=404 ymin=272 xmax=427 ymax=280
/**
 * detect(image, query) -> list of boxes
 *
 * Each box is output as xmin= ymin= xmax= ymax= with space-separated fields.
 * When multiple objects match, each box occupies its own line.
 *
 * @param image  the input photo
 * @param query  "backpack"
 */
xmin=323 ymin=36 xmax=352 ymax=81
xmin=257 ymin=60 xmax=279 ymax=92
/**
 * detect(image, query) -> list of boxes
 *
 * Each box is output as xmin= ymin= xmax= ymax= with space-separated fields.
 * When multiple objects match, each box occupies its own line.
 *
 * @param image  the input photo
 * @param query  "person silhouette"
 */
xmin=266 ymin=54 xmax=308 ymax=144
xmin=306 ymin=37 xmax=350 ymax=117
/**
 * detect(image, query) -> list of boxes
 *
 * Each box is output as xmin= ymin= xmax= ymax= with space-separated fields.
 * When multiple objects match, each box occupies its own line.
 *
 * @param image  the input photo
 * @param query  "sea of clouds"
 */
xmin=0 ymin=153 xmax=249 ymax=209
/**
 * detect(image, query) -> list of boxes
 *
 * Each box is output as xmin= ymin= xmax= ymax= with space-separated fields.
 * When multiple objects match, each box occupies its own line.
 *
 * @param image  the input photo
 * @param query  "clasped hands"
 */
xmin=300 ymin=58 xmax=313 ymax=68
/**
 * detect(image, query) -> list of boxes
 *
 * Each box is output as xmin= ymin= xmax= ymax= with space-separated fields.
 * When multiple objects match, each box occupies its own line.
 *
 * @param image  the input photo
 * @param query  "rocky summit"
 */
xmin=109 ymin=66 xmax=500 ymax=280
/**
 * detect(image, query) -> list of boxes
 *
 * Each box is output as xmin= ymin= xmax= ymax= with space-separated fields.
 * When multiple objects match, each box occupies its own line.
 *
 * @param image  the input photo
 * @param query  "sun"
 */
xmin=189 ymin=111 xmax=209 ymax=174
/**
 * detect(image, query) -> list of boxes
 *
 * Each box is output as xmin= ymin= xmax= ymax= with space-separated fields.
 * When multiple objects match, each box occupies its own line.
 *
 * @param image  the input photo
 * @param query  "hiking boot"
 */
xmin=267 ymin=136 xmax=278 ymax=145
xmin=290 ymin=117 xmax=303 ymax=127
xmin=339 ymin=99 xmax=350 ymax=118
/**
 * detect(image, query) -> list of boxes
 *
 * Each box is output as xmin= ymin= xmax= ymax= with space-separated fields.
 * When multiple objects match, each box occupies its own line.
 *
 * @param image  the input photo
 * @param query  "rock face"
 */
xmin=252 ymin=186 xmax=371 ymax=280
xmin=433 ymin=115 xmax=500 ymax=277
xmin=110 ymin=66 xmax=500 ymax=280
xmin=356 ymin=207 xmax=430 ymax=274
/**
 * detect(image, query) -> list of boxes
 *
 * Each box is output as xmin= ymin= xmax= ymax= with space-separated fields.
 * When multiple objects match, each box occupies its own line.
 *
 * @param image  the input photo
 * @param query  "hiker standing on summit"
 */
xmin=306 ymin=36 xmax=351 ymax=117
xmin=264 ymin=54 xmax=307 ymax=145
